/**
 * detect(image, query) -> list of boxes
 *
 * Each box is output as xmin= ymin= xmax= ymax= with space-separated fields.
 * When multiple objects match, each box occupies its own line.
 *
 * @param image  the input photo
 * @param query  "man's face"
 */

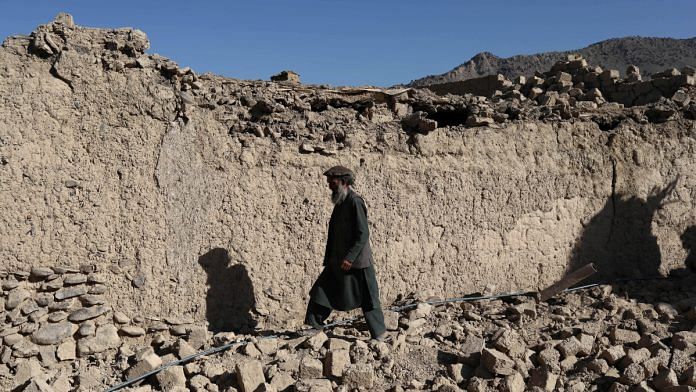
xmin=327 ymin=176 xmax=344 ymax=191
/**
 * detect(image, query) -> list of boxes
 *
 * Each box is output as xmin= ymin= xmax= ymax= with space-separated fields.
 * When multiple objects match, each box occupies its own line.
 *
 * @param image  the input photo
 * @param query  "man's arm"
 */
xmin=343 ymin=196 xmax=370 ymax=264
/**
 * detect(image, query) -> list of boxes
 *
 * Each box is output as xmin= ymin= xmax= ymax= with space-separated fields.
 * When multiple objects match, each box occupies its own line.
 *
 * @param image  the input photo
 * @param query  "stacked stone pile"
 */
xmin=3 ymin=263 xmax=694 ymax=391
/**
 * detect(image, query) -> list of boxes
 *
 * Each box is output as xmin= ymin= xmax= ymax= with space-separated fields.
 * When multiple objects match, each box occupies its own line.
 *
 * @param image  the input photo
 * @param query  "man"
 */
xmin=304 ymin=165 xmax=386 ymax=340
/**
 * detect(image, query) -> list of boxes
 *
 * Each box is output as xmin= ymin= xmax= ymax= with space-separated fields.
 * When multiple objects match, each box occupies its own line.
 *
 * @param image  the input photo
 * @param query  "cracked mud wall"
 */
xmin=1 ymin=22 xmax=696 ymax=331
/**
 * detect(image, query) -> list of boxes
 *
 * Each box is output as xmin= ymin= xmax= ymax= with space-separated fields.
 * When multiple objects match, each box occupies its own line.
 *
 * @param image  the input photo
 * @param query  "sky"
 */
xmin=1 ymin=1 xmax=695 ymax=87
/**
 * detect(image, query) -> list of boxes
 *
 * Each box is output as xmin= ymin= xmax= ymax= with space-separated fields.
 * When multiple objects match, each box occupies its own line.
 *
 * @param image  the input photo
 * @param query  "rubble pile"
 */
xmin=2 ymin=264 xmax=695 ymax=391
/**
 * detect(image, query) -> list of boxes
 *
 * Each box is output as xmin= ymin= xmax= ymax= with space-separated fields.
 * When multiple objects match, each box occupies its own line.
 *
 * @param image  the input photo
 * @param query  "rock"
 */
xmin=14 ymin=358 xmax=43 ymax=387
xmin=327 ymin=338 xmax=351 ymax=351
xmin=461 ymin=335 xmax=485 ymax=365
xmin=481 ymin=348 xmax=515 ymax=375
xmin=236 ymin=360 xmax=265 ymax=392
xmin=652 ymin=369 xmax=679 ymax=391
xmin=48 ymin=311 xmax=68 ymax=323
xmin=610 ymin=328 xmax=641 ymax=344
xmin=243 ymin=342 xmax=262 ymax=358
xmin=62 ymin=274 xmax=87 ymax=285
xmin=127 ymin=349 xmax=163 ymax=380
xmin=188 ymin=326 xmax=209 ymax=349
xmin=6 ymin=288 xmax=30 ymax=309
xmin=500 ymin=372 xmax=525 ymax=392
xmin=170 ymin=325 xmax=187 ymax=336
xmin=270 ymin=70 xmax=300 ymax=84
xmin=30 ymin=267 xmax=54 ymax=279
xmin=683 ymin=365 xmax=696 ymax=387
xmin=54 ymin=286 xmax=87 ymax=300
xmin=120 ymin=325 xmax=146 ymax=336
xmin=13 ymin=338 xmax=40 ymax=357
xmin=409 ymin=302 xmax=433 ymax=319
xmin=269 ymin=371 xmax=294 ymax=392
xmin=620 ymin=362 xmax=647 ymax=385
xmin=156 ymin=365 xmax=186 ymax=390
xmin=304 ymin=330 xmax=328 ymax=351
xmin=324 ymin=349 xmax=350 ymax=377
xmin=494 ymin=329 xmax=526 ymax=358
xmin=601 ymin=345 xmax=626 ymax=364
xmin=77 ymin=324 xmax=121 ymax=356
xmin=342 ymin=363 xmax=374 ymax=389
xmin=56 ymin=340 xmax=76 ymax=361
xmin=255 ymin=337 xmax=278 ymax=355
xmin=79 ymin=295 xmax=105 ymax=306
xmin=68 ymin=305 xmax=110 ymax=322
xmin=300 ymin=355 xmax=323 ymax=378
xmin=78 ymin=321 xmax=96 ymax=337
xmin=113 ymin=311 xmax=130 ymax=324
xmin=465 ymin=116 xmax=495 ymax=127
xmin=527 ymin=367 xmax=558 ymax=391
xmin=402 ymin=112 xmax=438 ymax=134
xmin=176 ymin=338 xmax=196 ymax=359
xmin=31 ymin=322 xmax=73 ymax=345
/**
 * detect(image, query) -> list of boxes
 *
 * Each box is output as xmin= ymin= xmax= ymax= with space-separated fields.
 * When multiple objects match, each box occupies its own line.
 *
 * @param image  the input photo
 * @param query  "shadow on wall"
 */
xmin=198 ymin=248 xmax=257 ymax=333
xmin=681 ymin=225 xmax=696 ymax=271
xmin=567 ymin=180 xmax=677 ymax=283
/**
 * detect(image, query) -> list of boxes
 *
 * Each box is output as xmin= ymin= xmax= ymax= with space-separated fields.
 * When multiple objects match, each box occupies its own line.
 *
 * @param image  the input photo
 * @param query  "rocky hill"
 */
xmin=0 ymin=14 xmax=695 ymax=392
xmin=409 ymin=37 xmax=696 ymax=86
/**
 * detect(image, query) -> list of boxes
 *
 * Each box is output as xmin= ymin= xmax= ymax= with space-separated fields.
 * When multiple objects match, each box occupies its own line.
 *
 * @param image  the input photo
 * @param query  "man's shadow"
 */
xmin=567 ymin=180 xmax=677 ymax=283
xmin=198 ymin=248 xmax=257 ymax=333
xmin=681 ymin=225 xmax=696 ymax=272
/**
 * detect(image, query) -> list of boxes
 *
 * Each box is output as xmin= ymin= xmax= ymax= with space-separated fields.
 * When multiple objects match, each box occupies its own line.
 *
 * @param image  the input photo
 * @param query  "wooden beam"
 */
xmin=539 ymin=263 xmax=597 ymax=301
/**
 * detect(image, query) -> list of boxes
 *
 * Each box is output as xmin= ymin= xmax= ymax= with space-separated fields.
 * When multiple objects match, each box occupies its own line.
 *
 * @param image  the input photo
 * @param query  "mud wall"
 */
xmin=1 ymin=20 xmax=696 ymax=332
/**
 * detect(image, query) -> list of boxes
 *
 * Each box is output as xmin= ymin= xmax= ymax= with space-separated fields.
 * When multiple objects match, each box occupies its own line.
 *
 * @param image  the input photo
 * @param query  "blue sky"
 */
xmin=1 ymin=1 xmax=694 ymax=87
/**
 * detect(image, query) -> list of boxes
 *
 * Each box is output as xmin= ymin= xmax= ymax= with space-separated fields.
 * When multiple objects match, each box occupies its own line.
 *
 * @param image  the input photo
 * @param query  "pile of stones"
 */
xmin=4 ymin=264 xmax=694 ymax=391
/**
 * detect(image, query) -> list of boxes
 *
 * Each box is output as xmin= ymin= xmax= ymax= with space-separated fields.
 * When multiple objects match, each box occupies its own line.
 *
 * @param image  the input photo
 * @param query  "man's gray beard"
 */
xmin=331 ymin=186 xmax=348 ymax=205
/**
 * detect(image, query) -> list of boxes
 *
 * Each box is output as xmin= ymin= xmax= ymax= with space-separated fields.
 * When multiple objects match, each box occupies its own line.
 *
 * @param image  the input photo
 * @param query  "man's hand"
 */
xmin=341 ymin=259 xmax=352 ymax=271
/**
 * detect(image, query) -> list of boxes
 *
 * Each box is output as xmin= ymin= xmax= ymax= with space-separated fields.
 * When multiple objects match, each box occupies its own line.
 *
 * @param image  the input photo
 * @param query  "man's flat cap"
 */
xmin=323 ymin=165 xmax=353 ymax=177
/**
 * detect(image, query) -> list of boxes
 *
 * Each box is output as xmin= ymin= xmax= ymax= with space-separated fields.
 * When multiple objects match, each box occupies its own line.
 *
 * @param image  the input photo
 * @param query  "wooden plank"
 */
xmin=539 ymin=263 xmax=597 ymax=301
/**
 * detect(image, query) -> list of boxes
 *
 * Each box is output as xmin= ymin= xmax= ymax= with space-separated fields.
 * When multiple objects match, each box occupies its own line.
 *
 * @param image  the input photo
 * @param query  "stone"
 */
xmin=255 ymin=338 xmax=278 ymax=355
xmin=6 ymin=288 xmax=30 ymax=309
xmin=156 ymin=365 xmax=186 ymax=390
xmin=527 ymin=367 xmax=558 ymax=391
xmin=2 ymin=276 xmax=19 ymax=290
xmin=461 ymin=335 xmax=485 ymax=365
xmin=188 ymin=326 xmax=209 ymax=349
xmin=269 ymin=371 xmax=294 ymax=392
xmin=481 ymin=348 xmax=515 ymax=375
xmin=176 ymin=338 xmax=196 ymax=359
xmin=31 ymin=322 xmax=73 ymax=345
xmin=127 ymin=349 xmax=163 ymax=380
xmin=78 ymin=320 xmax=96 ymax=337
xmin=68 ymin=305 xmax=110 ymax=322
xmin=304 ymin=330 xmax=328 ymax=351
xmin=77 ymin=324 xmax=121 ymax=356
xmin=300 ymin=355 xmax=323 ymax=378
xmin=54 ymin=286 xmax=87 ymax=300
xmin=601 ymin=345 xmax=626 ymax=364
xmin=327 ymin=338 xmax=351 ymax=351
xmin=120 ymin=325 xmax=146 ymax=336
xmin=684 ymin=366 xmax=696 ymax=387
xmin=13 ymin=338 xmax=40 ymax=357
xmin=62 ymin=274 xmax=87 ymax=285
xmin=620 ymin=362 xmax=647 ymax=385
xmin=652 ymin=369 xmax=679 ymax=391
xmin=537 ymin=347 xmax=561 ymax=369
xmin=30 ymin=267 xmax=54 ymax=279
xmin=236 ymin=360 xmax=265 ymax=392
xmin=494 ymin=329 xmax=526 ymax=358
xmin=113 ymin=311 xmax=130 ymax=324
xmin=14 ymin=359 xmax=44 ymax=387
xmin=610 ymin=328 xmax=641 ymax=344
xmin=342 ymin=363 xmax=374 ymax=389
xmin=619 ymin=347 xmax=651 ymax=368
xmin=56 ymin=340 xmax=76 ymax=361
xmin=324 ymin=349 xmax=350 ymax=377
xmin=243 ymin=342 xmax=262 ymax=358
xmin=384 ymin=310 xmax=399 ymax=330
xmin=500 ymin=372 xmax=525 ymax=392
xmin=170 ymin=325 xmax=187 ymax=336
xmin=38 ymin=344 xmax=57 ymax=367
xmin=79 ymin=295 xmax=106 ymax=306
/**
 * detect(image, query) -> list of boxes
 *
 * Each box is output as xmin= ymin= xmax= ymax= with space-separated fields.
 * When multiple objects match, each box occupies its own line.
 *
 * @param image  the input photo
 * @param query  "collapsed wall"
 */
xmin=1 ymin=14 xmax=695 ymax=338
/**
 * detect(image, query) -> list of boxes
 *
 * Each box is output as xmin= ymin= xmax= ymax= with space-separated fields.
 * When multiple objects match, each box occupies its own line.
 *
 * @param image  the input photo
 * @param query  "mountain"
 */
xmin=408 ymin=36 xmax=696 ymax=86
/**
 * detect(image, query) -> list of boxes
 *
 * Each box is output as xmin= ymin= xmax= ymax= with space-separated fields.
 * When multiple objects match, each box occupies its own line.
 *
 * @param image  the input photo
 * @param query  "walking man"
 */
xmin=305 ymin=165 xmax=386 ymax=340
